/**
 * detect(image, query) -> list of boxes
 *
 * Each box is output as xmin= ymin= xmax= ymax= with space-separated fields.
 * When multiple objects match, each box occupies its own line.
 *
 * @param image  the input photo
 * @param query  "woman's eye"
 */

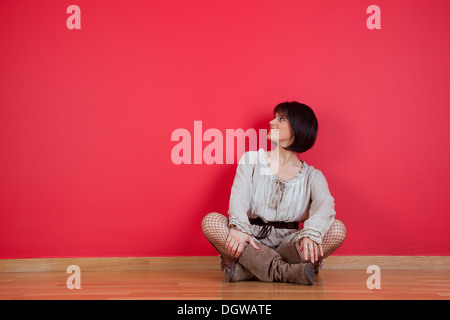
xmin=280 ymin=117 xmax=285 ymax=121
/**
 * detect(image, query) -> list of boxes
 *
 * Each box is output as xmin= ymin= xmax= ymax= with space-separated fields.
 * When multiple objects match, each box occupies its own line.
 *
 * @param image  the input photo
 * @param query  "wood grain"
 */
xmin=0 ymin=256 xmax=449 ymax=273
xmin=1 ymin=255 xmax=448 ymax=300
xmin=0 ymin=269 xmax=449 ymax=300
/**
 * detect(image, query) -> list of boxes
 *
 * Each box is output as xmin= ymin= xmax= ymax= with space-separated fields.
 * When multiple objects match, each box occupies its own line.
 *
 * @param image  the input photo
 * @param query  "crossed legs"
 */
xmin=201 ymin=212 xmax=347 ymax=276
xmin=201 ymin=212 xmax=239 ymax=270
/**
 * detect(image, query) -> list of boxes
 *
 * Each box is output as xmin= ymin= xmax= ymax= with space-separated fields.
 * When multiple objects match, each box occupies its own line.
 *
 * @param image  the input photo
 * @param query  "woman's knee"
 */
xmin=331 ymin=219 xmax=347 ymax=242
xmin=201 ymin=212 xmax=226 ymax=232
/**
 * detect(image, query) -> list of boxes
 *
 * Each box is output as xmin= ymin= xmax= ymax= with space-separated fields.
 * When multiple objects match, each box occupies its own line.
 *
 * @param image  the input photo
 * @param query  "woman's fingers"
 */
xmin=314 ymin=243 xmax=319 ymax=263
xmin=300 ymin=238 xmax=324 ymax=263
xmin=249 ymin=237 xmax=260 ymax=250
xmin=226 ymin=236 xmax=236 ymax=256
xmin=235 ymin=242 xmax=246 ymax=258
xmin=225 ymin=234 xmax=232 ymax=251
xmin=309 ymin=241 xmax=315 ymax=263
xmin=302 ymin=240 xmax=309 ymax=261
xmin=226 ymin=229 xmax=260 ymax=258
xmin=231 ymin=239 xmax=240 ymax=257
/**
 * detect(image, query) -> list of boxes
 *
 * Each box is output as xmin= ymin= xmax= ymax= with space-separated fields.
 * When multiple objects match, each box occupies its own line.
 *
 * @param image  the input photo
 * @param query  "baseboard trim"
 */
xmin=0 ymin=256 xmax=448 ymax=273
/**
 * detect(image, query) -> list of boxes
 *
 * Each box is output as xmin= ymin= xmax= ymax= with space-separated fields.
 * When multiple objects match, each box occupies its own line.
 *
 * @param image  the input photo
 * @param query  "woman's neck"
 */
xmin=268 ymin=145 xmax=298 ymax=167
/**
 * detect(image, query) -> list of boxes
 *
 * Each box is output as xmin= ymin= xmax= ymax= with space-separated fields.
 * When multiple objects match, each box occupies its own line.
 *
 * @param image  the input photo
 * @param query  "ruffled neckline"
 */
xmin=257 ymin=148 xmax=307 ymax=183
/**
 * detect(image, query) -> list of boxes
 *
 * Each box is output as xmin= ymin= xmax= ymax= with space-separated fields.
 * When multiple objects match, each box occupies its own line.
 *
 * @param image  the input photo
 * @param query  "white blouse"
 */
xmin=227 ymin=148 xmax=336 ymax=247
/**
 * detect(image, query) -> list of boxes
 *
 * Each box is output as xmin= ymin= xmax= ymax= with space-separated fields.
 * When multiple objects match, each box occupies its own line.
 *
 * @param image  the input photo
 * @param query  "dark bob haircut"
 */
xmin=273 ymin=101 xmax=318 ymax=154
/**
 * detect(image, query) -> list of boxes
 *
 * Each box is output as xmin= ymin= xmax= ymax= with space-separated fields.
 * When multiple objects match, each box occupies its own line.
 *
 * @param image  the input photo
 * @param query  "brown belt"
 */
xmin=249 ymin=217 xmax=299 ymax=240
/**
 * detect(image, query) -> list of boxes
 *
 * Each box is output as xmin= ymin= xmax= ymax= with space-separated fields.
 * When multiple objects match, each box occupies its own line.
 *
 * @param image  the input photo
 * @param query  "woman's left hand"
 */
xmin=299 ymin=237 xmax=323 ymax=263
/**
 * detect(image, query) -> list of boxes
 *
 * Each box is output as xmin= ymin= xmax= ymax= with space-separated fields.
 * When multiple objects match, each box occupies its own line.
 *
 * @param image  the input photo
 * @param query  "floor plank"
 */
xmin=1 ymin=269 xmax=449 ymax=300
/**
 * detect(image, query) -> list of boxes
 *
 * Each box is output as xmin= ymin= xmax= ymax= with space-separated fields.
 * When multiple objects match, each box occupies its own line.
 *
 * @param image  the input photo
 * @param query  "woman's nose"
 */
xmin=270 ymin=118 xmax=277 ymax=127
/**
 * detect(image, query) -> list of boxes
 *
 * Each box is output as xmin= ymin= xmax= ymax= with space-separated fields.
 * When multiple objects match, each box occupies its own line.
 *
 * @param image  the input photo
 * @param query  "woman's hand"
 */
xmin=225 ymin=227 xmax=260 ymax=258
xmin=299 ymin=237 xmax=324 ymax=263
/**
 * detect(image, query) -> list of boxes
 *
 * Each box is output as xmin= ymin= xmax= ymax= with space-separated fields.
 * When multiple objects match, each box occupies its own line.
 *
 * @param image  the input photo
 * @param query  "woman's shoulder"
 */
xmin=303 ymin=163 xmax=330 ymax=187
xmin=237 ymin=149 xmax=262 ymax=165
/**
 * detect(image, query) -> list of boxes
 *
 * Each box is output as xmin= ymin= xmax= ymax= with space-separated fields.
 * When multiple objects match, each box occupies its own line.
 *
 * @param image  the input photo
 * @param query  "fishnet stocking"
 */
xmin=201 ymin=212 xmax=237 ymax=269
xmin=294 ymin=219 xmax=347 ymax=268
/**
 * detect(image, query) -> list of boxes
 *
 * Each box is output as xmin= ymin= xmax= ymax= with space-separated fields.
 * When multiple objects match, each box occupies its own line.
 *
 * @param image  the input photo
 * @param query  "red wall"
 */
xmin=1 ymin=0 xmax=449 ymax=258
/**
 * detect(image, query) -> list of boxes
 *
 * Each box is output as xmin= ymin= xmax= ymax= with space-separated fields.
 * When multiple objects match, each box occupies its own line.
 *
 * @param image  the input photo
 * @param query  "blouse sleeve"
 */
xmin=227 ymin=151 xmax=255 ymax=235
xmin=296 ymin=170 xmax=336 ymax=244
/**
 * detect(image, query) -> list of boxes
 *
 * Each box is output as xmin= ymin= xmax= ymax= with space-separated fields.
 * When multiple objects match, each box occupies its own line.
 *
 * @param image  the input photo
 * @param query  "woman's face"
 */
xmin=268 ymin=112 xmax=294 ymax=146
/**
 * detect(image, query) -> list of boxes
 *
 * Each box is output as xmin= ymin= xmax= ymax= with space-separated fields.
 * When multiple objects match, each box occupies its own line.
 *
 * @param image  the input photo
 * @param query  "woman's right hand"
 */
xmin=225 ymin=227 xmax=260 ymax=258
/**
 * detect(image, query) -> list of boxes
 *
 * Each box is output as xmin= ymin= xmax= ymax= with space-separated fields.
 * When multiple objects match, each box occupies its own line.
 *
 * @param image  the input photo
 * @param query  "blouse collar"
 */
xmin=257 ymin=148 xmax=307 ymax=183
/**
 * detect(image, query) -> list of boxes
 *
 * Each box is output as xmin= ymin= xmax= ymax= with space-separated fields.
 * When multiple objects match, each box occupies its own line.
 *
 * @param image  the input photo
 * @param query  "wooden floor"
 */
xmin=1 ymin=268 xmax=449 ymax=300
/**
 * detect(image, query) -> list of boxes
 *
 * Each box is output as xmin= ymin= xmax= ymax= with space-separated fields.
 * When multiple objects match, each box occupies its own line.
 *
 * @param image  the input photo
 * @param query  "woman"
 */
xmin=201 ymin=101 xmax=347 ymax=285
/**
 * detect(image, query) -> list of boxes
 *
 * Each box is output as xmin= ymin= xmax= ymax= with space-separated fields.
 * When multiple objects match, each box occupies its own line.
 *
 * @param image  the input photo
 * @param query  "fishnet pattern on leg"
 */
xmin=201 ymin=212 xmax=238 ymax=269
xmin=294 ymin=219 xmax=347 ymax=265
